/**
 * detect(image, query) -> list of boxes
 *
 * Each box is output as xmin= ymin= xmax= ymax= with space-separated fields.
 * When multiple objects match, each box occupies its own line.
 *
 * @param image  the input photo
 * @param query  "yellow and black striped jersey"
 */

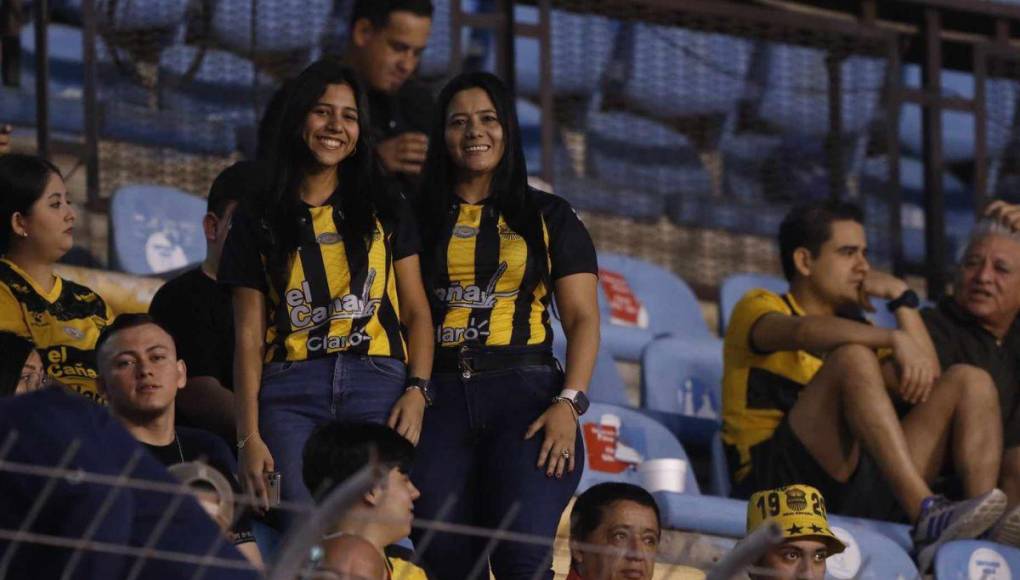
xmin=0 ymin=258 xmax=113 ymax=403
xmin=219 ymin=200 xmax=419 ymax=363
xmin=432 ymin=190 xmax=597 ymax=349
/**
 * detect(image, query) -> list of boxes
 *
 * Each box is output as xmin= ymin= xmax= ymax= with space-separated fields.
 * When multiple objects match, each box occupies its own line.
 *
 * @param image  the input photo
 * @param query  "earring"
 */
xmin=20 ymin=232 xmax=27 ymax=238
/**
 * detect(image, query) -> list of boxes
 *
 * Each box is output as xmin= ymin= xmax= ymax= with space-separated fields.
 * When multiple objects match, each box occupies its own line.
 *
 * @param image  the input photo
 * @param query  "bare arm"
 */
xmin=232 ymin=286 xmax=272 ymax=510
xmin=751 ymin=312 xmax=896 ymax=354
xmin=554 ymin=272 xmax=600 ymax=393
xmin=386 ymin=255 xmax=434 ymax=445
xmin=175 ymin=376 xmax=235 ymax=442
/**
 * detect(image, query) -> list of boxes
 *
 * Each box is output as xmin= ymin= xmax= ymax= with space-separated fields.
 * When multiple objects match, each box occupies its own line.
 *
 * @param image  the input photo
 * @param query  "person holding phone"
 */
xmin=218 ymin=59 xmax=433 ymax=520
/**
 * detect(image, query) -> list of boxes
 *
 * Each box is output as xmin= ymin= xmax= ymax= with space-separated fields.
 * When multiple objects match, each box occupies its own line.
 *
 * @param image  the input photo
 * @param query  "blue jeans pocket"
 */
xmin=261 ymin=361 xmax=295 ymax=381
xmin=364 ymin=356 xmax=407 ymax=380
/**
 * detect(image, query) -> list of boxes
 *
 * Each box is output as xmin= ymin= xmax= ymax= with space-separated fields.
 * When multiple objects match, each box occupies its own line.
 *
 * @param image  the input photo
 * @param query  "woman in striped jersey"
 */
xmin=411 ymin=72 xmax=601 ymax=579
xmin=219 ymin=60 xmax=434 ymax=515
xmin=0 ymin=154 xmax=113 ymax=404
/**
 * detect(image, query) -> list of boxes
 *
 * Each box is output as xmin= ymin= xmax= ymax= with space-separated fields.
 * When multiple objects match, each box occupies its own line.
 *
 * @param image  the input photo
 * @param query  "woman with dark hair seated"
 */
xmin=0 ymin=331 xmax=45 ymax=397
xmin=0 ymin=154 xmax=112 ymax=403
xmin=410 ymin=71 xmax=600 ymax=579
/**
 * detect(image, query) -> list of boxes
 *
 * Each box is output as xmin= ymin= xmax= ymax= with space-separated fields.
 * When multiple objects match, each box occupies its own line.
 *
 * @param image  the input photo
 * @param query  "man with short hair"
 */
xmin=745 ymin=484 xmax=845 ymax=580
xmin=921 ymin=202 xmax=1020 ymax=546
xmin=95 ymin=313 xmax=262 ymax=567
xmin=567 ymin=482 xmax=661 ymax=580
xmin=149 ymin=161 xmax=260 ymax=442
xmin=303 ymin=421 xmax=427 ymax=579
xmin=345 ymin=0 xmax=434 ymax=195
xmin=723 ymin=200 xmax=1006 ymax=569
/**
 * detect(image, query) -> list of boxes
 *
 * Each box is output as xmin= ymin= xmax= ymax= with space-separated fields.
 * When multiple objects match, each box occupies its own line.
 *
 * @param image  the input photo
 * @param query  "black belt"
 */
xmin=433 ymin=347 xmax=557 ymax=375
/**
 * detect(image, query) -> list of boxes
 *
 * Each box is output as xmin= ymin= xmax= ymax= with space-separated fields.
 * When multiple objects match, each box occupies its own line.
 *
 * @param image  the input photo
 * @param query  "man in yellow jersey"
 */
xmin=723 ymin=200 xmax=1005 ymax=570
xmin=744 ymin=484 xmax=845 ymax=580
xmin=303 ymin=422 xmax=429 ymax=579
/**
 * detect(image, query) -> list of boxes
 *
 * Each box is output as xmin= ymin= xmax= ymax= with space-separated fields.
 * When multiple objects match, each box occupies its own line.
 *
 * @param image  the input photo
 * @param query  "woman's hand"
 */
xmin=525 ymin=401 xmax=579 ymax=478
xmin=238 ymin=434 xmax=275 ymax=513
xmin=388 ymin=389 xmax=426 ymax=445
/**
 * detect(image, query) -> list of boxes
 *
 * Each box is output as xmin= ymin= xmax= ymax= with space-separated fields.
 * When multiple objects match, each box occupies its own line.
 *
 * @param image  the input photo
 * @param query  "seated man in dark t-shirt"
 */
xmin=345 ymin=0 xmax=435 ymax=199
xmin=149 ymin=161 xmax=260 ymax=443
xmin=922 ymin=204 xmax=1020 ymax=547
xmin=95 ymin=313 xmax=262 ymax=568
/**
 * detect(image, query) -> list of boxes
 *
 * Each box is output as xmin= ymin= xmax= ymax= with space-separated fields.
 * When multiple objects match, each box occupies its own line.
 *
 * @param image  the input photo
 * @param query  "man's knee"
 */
xmin=826 ymin=344 xmax=883 ymax=383
xmin=941 ymin=364 xmax=997 ymax=403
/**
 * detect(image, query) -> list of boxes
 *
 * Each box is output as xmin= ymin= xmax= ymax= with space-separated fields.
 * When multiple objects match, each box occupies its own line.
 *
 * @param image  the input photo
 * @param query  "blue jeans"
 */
xmin=259 ymin=354 xmax=407 ymax=510
xmin=410 ymin=363 xmax=583 ymax=580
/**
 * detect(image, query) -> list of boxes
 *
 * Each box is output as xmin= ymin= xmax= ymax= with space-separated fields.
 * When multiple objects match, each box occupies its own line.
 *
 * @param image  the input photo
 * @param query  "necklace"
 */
xmin=174 ymin=430 xmax=184 ymax=463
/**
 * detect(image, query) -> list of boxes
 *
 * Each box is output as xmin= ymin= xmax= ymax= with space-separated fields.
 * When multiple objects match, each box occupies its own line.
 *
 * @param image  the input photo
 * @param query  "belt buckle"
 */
xmin=458 ymin=345 xmax=475 ymax=380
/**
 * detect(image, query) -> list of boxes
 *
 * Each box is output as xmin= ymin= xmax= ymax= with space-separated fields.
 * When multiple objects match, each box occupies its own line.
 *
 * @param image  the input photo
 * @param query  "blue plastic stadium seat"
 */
xmin=640 ymin=337 xmax=722 ymax=421
xmin=935 ymin=540 xmax=1020 ymax=579
xmin=621 ymin=23 xmax=753 ymax=119
xmin=157 ymin=45 xmax=266 ymax=124
xmin=513 ymin=6 xmax=618 ymax=99
xmin=758 ymin=44 xmax=886 ymax=137
xmin=899 ymin=66 xmax=1019 ymax=164
xmin=586 ymin=111 xmax=713 ymax=198
xmin=552 ymin=148 xmax=666 ymax=221
xmin=211 ymin=0 xmax=333 ymax=56
xmin=578 ymin=402 xmax=699 ymax=496
xmin=109 ymin=185 xmax=207 ymax=276
xmin=653 ymin=492 xmax=917 ymax=577
xmin=596 ymin=253 xmax=713 ymax=362
xmin=418 ymin=0 xmax=452 ymax=79
xmin=95 ymin=0 xmax=188 ymax=31
xmin=718 ymin=273 xmax=788 ymax=337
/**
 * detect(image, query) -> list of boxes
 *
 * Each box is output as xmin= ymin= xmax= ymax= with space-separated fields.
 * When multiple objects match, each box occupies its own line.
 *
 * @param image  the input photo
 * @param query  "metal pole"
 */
xmin=32 ymin=0 xmax=48 ymax=159
xmin=921 ymin=8 xmax=948 ymax=299
xmin=82 ymin=0 xmax=101 ymax=212
xmin=825 ymin=51 xmax=846 ymax=200
xmin=538 ymin=0 xmax=554 ymax=185
xmin=886 ymin=38 xmax=905 ymax=277
xmin=973 ymin=44 xmax=988 ymax=211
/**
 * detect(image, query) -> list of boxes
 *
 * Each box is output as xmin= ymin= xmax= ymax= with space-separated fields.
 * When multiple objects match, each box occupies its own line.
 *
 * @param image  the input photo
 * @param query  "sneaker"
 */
xmin=914 ymin=489 xmax=1007 ymax=572
xmin=987 ymin=504 xmax=1020 ymax=547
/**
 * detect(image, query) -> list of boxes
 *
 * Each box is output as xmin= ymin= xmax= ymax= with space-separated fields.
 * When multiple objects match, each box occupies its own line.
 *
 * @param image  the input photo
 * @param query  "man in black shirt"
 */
xmin=346 ymin=0 xmax=435 ymax=197
xmin=149 ymin=161 xmax=258 ymax=442
xmin=95 ymin=313 xmax=262 ymax=567
xmin=923 ymin=205 xmax=1020 ymax=547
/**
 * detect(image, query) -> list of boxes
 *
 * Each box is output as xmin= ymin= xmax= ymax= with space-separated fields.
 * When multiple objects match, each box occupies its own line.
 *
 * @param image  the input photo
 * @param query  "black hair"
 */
xmin=418 ymin=72 xmax=548 ymax=312
xmin=302 ymin=422 xmax=415 ymax=500
xmin=207 ymin=161 xmax=262 ymax=217
xmin=256 ymin=79 xmax=293 ymax=162
xmin=95 ymin=313 xmax=178 ymax=362
xmin=778 ymin=200 xmax=865 ymax=281
xmin=350 ymin=0 xmax=433 ymax=29
xmin=0 ymin=153 xmax=62 ymax=254
xmin=570 ymin=483 xmax=661 ymax=544
xmin=256 ymin=59 xmax=377 ymax=295
xmin=0 ymin=332 xmax=36 ymax=397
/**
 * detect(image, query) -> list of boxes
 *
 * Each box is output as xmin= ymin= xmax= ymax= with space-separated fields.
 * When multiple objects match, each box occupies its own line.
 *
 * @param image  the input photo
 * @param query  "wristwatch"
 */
xmin=553 ymin=389 xmax=590 ymax=417
xmin=405 ymin=377 xmax=434 ymax=407
xmin=886 ymin=289 xmax=920 ymax=313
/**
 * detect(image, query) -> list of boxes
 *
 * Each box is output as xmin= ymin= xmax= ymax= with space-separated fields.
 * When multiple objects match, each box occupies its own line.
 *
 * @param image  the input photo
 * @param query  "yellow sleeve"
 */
xmin=724 ymin=289 xmax=789 ymax=354
xmin=0 ymin=284 xmax=29 ymax=337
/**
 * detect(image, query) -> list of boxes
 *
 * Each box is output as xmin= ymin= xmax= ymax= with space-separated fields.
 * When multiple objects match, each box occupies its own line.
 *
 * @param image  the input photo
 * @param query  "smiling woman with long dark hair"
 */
xmin=412 ymin=71 xmax=601 ymax=579
xmin=218 ymin=59 xmax=433 ymax=516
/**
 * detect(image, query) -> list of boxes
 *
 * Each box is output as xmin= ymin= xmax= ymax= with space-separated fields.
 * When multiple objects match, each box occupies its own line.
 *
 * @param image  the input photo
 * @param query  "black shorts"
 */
xmin=730 ymin=418 xmax=906 ymax=523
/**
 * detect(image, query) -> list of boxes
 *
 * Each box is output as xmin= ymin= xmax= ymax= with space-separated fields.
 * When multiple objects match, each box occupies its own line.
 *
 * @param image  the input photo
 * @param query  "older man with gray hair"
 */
xmin=922 ymin=201 xmax=1020 ymax=546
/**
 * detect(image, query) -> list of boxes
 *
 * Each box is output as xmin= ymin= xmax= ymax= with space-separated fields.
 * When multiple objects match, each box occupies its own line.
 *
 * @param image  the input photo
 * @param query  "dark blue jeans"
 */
xmin=411 ymin=363 xmax=583 ymax=580
xmin=259 ymin=353 xmax=406 ymax=509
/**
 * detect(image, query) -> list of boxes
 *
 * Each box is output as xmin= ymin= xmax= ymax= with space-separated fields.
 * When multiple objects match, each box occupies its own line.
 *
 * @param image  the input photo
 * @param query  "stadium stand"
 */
xmin=108 ymin=184 xmax=207 ymax=275
xmin=934 ymin=540 xmax=1020 ymax=579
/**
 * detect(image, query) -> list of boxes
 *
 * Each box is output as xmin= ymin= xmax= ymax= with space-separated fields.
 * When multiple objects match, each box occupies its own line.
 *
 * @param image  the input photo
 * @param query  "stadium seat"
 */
xmin=654 ymin=492 xmax=917 ymax=578
xmin=578 ymin=402 xmax=699 ymax=496
xmin=640 ymin=337 xmax=721 ymax=422
xmin=211 ymin=0 xmax=333 ymax=56
xmin=620 ymin=23 xmax=754 ymax=119
xmin=718 ymin=273 xmax=787 ymax=336
xmin=934 ymin=540 xmax=1020 ymax=579
xmin=552 ymin=146 xmax=667 ymax=222
xmin=418 ymin=0 xmax=452 ymax=79
xmin=513 ymin=6 xmax=618 ymax=99
xmin=596 ymin=252 xmax=713 ymax=362
xmin=109 ymin=184 xmax=207 ymax=276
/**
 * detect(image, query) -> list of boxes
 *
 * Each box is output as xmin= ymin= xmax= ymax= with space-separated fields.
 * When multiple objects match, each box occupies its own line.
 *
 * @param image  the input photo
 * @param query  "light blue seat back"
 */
xmin=622 ymin=23 xmax=753 ymax=119
xmin=719 ymin=273 xmax=788 ymax=336
xmin=418 ymin=0 xmax=452 ymax=78
xmin=212 ymin=0 xmax=333 ymax=55
xmin=578 ymin=403 xmax=699 ymax=495
xmin=110 ymin=185 xmax=207 ymax=275
xmin=597 ymin=253 xmax=711 ymax=361
xmin=640 ymin=336 xmax=722 ymax=419
xmin=514 ymin=6 xmax=617 ymax=98
xmin=759 ymin=44 xmax=885 ymax=136
xmin=935 ymin=540 xmax=1020 ymax=579
xmin=94 ymin=0 xmax=189 ymax=31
